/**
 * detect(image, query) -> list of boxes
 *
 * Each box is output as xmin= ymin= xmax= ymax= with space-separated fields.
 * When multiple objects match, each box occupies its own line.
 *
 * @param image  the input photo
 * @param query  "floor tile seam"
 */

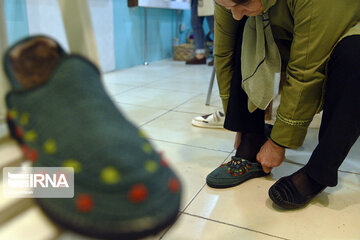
xmin=167 ymin=94 xmax=209 ymax=112
xmin=108 ymin=77 xmax=172 ymax=96
xmin=140 ymin=75 xmax=180 ymax=87
xmin=103 ymin=82 xmax=138 ymax=87
xmin=110 ymin=85 xmax=146 ymax=98
xmin=159 ymin=211 xmax=186 ymax=240
xmin=114 ymin=102 xmax=169 ymax=111
xmin=125 ymin=79 xmax=202 ymax=122
xmin=181 ymin=183 xmax=207 ymax=214
xmin=143 ymin=75 xmax=215 ymax=84
xmin=113 ymin=89 xmax=200 ymax=107
xmin=132 ymin=85 xmax=204 ymax=95
xmin=139 ymin=110 xmax=173 ymax=128
xmin=181 ymin=212 xmax=291 ymax=240
xmin=181 ymin=151 xmax=233 ymax=213
xmin=117 ymin=101 xmax=170 ymax=111
xmin=147 ymin=138 xmax=233 ymax=154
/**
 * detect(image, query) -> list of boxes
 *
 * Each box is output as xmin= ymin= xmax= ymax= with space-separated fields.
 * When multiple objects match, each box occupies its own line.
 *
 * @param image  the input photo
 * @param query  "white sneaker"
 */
xmin=192 ymin=110 xmax=225 ymax=129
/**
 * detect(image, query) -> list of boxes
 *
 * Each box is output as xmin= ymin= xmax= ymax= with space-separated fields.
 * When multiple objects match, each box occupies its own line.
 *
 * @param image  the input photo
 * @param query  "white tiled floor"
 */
xmin=0 ymin=59 xmax=359 ymax=240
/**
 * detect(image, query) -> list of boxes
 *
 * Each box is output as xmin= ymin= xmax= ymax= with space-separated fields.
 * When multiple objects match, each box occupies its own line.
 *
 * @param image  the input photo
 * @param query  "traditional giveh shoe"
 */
xmin=192 ymin=110 xmax=225 ymax=129
xmin=206 ymin=156 xmax=269 ymax=188
xmin=4 ymin=36 xmax=181 ymax=239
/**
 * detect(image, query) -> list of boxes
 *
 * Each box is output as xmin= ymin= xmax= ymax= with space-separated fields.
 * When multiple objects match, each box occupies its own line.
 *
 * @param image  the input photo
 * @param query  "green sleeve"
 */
xmin=213 ymin=3 xmax=239 ymax=113
xmin=270 ymin=0 xmax=350 ymax=148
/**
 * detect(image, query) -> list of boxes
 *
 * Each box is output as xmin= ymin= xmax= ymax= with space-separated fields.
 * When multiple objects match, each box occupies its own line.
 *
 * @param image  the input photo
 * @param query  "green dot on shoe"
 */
xmin=144 ymin=160 xmax=158 ymax=173
xmin=100 ymin=166 xmax=122 ymax=184
xmin=24 ymin=130 xmax=37 ymax=142
xmin=8 ymin=109 xmax=18 ymax=119
xmin=43 ymin=139 xmax=57 ymax=154
xmin=20 ymin=112 xmax=30 ymax=125
xmin=62 ymin=159 xmax=82 ymax=173
xmin=142 ymin=143 xmax=152 ymax=154
xmin=138 ymin=130 xmax=147 ymax=139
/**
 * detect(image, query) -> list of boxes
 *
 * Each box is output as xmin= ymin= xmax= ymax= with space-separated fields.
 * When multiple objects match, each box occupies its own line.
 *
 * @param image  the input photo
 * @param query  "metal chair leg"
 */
xmin=205 ymin=65 xmax=216 ymax=105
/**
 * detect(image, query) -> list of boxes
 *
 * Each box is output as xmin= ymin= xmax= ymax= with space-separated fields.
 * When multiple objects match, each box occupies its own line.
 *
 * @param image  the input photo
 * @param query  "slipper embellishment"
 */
xmin=220 ymin=158 xmax=251 ymax=176
xmin=206 ymin=156 xmax=269 ymax=188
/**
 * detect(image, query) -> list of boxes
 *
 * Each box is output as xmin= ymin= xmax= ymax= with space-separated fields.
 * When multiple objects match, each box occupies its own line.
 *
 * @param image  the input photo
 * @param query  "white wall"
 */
xmin=25 ymin=0 xmax=115 ymax=72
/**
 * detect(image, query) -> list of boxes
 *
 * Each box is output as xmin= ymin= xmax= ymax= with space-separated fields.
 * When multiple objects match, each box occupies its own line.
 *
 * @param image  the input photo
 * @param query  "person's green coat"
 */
xmin=214 ymin=0 xmax=360 ymax=148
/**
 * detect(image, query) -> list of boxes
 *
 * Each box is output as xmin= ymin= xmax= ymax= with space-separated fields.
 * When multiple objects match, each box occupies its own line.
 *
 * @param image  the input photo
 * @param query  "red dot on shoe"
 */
xmin=159 ymin=152 xmax=169 ymax=167
xmin=76 ymin=194 xmax=94 ymax=213
xmin=21 ymin=145 xmax=30 ymax=155
xmin=168 ymin=178 xmax=180 ymax=193
xmin=15 ymin=126 xmax=24 ymax=138
xmin=27 ymin=149 xmax=38 ymax=162
xmin=161 ymin=159 xmax=168 ymax=167
xmin=128 ymin=184 xmax=148 ymax=203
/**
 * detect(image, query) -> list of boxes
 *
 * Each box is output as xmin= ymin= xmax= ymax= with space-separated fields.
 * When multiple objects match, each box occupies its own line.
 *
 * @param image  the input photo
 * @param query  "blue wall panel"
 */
xmin=113 ymin=0 xmax=192 ymax=70
xmin=4 ymin=0 xmax=29 ymax=45
xmin=4 ymin=0 xmax=202 ymax=71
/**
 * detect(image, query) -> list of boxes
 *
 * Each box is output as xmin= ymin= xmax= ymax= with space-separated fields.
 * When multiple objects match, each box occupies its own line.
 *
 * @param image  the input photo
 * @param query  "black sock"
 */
xmin=291 ymin=168 xmax=325 ymax=196
xmin=235 ymin=132 xmax=267 ymax=161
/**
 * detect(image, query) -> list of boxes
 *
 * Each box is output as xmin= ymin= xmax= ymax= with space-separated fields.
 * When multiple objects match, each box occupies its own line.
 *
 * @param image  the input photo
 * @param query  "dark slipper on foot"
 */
xmin=206 ymin=156 xmax=269 ymax=188
xmin=268 ymin=175 xmax=325 ymax=210
xmin=4 ymin=35 xmax=182 ymax=239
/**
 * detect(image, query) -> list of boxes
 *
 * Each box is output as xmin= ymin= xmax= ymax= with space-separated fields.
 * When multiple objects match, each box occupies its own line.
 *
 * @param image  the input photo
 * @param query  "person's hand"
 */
xmin=256 ymin=139 xmax=285 ymax=173
xmin=234 ymin=132 xmax=242 ymax=149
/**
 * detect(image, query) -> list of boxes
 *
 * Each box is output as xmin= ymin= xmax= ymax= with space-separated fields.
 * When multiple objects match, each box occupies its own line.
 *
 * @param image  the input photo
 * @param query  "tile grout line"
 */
xmin=148 ymin=138 xmax=234 ymax=154
xmin=138 ymin=93 xmax=204 ymax=128
xmin=115 ymin=102 xmax=169 ymax=110
xmin=159 ymin=211 xmax=185 ymax=240
xmin=106 ymin=66 xmax=193 ymax=96
xmin=181 ymin=212 xmax=291 ymax=240
xmin=106 ymin=68 xmax=187 ymax=97
xmin=181 ymin=151 xmax=233 ymax=214
xmin=110 ymin=84 xmax=151 ymax=98
xmin=160 ymin=152 xmax=234 ymax=239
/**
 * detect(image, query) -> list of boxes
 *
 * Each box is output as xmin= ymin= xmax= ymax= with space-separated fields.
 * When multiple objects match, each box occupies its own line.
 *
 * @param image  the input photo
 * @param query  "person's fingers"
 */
xmin=256 ymin=152 xmax=261 ymax=163
xmin=257 ymin=153 xmax=271 ymax=173
xmin=262 ymin=165 xmax=272 ymax=173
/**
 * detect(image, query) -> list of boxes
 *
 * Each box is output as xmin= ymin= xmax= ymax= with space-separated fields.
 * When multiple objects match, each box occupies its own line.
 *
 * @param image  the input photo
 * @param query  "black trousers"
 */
xmin=224 ymin=17 xmax=265 ymax=134
xmin=224 ymin=18 xmax=360 ymax=187
xmin=305 ymin=36 xmax=360 ymax=186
